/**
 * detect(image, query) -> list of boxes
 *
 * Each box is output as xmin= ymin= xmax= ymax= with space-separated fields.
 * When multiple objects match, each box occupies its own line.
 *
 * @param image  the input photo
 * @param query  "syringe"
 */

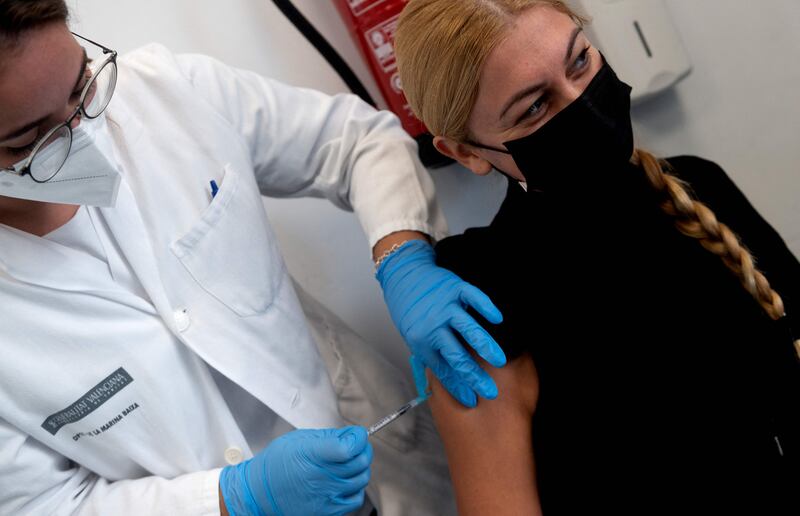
xmin=367 ymin=396 xmax=428 ymax=436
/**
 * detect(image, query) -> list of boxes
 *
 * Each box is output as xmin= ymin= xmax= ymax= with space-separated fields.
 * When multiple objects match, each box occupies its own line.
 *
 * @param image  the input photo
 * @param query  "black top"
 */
xmin=435 ymin=156 xmax=800 ymax=514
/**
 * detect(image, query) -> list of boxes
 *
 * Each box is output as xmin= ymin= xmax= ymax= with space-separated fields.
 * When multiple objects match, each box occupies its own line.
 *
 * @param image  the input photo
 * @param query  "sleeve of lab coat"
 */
xmin=174 ymin=52 xmax=449 ymax=248
xmin=0 ymin=417 xmax=221 ymax=516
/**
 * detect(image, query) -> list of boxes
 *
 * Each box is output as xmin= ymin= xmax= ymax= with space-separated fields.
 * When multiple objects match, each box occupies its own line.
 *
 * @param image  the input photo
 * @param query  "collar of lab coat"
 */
xmin=0 ymin=102 xmax=143 ymax=294
xmin=98 ymin=178 xmax=180 ymax=330
xmin=0 ymin=221 xmax=118 ymax=295
xmin=0 ymin=179 xmax=173 ymax=323
xmin=0 ymin=99 xmax=181 ymax=328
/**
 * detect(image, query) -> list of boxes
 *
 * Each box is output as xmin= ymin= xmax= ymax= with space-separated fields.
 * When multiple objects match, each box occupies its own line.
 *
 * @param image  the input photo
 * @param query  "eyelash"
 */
xmin=72 ymin=68 xmax=92 ymax=100
xmin=572 ymin=46 xmax=591 ymax=72
xmin=7 ymin=140 xmax=38 ymax=158
xmin=519 ymin=46 xmax=592 ymax=124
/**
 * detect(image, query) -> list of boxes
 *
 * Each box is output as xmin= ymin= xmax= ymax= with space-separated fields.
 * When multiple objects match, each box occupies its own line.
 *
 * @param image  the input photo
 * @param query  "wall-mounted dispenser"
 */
xmin=569 ymin=0 xmax=692 ymax=103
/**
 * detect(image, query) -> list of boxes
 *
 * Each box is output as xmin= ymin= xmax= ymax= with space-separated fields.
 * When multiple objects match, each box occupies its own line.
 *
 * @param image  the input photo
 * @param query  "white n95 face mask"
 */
xmin=0 ymin=113 xmax=122 ymax=207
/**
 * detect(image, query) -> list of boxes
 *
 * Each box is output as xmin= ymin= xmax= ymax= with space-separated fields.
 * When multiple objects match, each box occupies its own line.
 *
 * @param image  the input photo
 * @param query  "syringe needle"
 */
xmin=367 ymin=397 xmax=427 ymax=436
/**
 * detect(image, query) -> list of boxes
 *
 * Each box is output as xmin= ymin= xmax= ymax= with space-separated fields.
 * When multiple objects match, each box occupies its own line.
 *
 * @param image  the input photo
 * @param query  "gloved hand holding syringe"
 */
xmin=219 ymin=356 xmax=431 ymax=515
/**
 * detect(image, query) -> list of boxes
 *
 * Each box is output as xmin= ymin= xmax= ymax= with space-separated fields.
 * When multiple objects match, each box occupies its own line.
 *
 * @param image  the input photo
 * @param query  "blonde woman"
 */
xmin=393 ymin=1 xmax=800 ymax=514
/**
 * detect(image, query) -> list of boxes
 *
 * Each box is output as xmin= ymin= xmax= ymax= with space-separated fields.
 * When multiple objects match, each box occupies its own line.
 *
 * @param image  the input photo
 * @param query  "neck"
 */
xmin=0 ymin=197 xmax=80 ymax=236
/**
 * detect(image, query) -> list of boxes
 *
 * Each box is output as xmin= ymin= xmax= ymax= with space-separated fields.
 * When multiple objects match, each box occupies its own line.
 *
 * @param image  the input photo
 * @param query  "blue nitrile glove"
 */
xmin=377 ymin=239 xmax=506 ymax=407
xmin=219 ymin=426 xmax=372 ymax=516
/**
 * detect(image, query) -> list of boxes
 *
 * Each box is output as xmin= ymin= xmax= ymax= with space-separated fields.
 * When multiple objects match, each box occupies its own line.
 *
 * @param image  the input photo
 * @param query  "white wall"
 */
xmin=67 ymin=0 xmax=800 ymax=370
xmin=632 ymin=0 xmax=800 ymax=251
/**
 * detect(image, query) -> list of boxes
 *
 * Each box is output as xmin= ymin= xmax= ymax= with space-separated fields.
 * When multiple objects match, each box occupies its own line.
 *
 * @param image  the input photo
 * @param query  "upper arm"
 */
xmin=436 ymin=231 xmax=533 ymax=360
xmin=428 ymin=352 xmax=540 ymax=516
xmin=175 ymin=52 xmax=447 ymax=247
xmin=175 ymin=53 xmax=363 ymax=201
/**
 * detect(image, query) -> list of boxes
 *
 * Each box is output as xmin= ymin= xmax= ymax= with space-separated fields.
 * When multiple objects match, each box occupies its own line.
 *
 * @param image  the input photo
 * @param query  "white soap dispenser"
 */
xmin=569 ymin=0 xmax=692 ymax=103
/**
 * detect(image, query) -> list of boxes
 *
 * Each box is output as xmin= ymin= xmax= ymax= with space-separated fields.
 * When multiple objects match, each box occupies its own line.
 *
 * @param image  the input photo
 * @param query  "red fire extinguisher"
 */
xmin=332 ymin=0 xmax=425 ymax=139
xmin=270 ymin=0 xmax=450 ymax=167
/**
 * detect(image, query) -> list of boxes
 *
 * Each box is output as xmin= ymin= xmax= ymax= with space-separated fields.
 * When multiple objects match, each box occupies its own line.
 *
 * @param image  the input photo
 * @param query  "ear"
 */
xmin=433 ymin=136 xmax=494 ymax=176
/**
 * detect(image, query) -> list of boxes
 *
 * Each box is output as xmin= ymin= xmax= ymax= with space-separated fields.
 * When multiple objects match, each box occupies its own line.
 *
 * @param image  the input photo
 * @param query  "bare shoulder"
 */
xmin=428 ymin=352 xmax=538 ymax=420
xmin=428 ymin=353 xmax=540 ymax=516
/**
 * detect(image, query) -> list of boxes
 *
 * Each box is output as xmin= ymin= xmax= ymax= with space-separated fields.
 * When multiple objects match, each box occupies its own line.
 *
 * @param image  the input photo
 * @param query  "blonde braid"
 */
xmin=632 ymin=149 xmax=788 ymax=323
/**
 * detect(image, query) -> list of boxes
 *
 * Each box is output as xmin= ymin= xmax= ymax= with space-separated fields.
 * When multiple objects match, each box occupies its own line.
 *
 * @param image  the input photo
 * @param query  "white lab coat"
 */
xmin=0 ymin=44 xmax=450 ymax=515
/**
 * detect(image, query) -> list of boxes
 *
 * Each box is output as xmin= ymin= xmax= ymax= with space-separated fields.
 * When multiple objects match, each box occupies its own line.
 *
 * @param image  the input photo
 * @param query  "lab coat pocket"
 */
xmin=171 ymin=164 xmax=284 ymax=316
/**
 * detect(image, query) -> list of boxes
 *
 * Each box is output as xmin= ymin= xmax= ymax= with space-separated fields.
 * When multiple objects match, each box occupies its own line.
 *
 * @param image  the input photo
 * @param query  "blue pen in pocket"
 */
xmin=210 ymin=180 xmax=219 ymax=199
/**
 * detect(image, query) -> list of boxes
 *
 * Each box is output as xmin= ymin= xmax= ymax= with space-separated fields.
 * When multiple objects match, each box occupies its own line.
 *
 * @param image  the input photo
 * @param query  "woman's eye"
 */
xmin=6 ymin=141 xmax=37 ymax=158
xmin=3 ymin=129 xmax=39 ymax=158
xmin=573 ymin=46 xmax=591 ymax=71
xmin=70 ymin=67 xmax=93 ymax=100
xmin=522 ymin=95 xmax=547 ymax=122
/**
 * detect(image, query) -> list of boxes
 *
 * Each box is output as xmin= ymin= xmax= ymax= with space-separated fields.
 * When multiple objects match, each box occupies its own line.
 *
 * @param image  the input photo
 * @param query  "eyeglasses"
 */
xmin=0 ymin=33 xmax=117 ymax=183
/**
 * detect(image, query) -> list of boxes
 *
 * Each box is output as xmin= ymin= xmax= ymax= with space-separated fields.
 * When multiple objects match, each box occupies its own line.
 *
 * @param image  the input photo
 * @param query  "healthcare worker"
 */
xmin=0 ymin=1 xmax=504 ymax=514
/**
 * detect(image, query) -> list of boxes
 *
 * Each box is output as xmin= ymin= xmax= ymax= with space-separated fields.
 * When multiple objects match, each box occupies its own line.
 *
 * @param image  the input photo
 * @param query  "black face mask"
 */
xmin=468 ymin=60 xmax=635 ymax=195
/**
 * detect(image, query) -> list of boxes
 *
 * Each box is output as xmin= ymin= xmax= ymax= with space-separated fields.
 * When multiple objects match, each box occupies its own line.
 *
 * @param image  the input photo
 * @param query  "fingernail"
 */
xmin=339 ymin=430 xmax=356 ymax=449
xmin=486 ymin=383 xmax=498 ymax=399
xmin=479 ymin=379 xmax=498 ymax=399
xmin=459 ymin=387 xmax=477 ymax=408
xmin=492 ymin=349 xmax=507 ymax=367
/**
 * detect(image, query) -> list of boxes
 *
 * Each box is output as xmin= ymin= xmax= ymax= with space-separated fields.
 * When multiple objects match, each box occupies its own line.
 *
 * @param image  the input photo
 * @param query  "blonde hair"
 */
xmin=396 ymin=0 xmax=583 ymax=142
xmin=396 ymin=0 xmax=797 ymax=342
xmin=632 ymin=149 xmax=788 ymax=321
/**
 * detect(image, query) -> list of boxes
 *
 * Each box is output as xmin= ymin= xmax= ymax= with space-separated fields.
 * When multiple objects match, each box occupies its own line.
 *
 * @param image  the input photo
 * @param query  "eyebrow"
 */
xmin=564 ymin=27 xmax=583 ymax=65
xmin=72 ymin=48 xmax=90 ymax=96
xmin=0 ymin=48 xmax=88 ymax=144
xmin=498 ymin=27 xmax=584 ymax=121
